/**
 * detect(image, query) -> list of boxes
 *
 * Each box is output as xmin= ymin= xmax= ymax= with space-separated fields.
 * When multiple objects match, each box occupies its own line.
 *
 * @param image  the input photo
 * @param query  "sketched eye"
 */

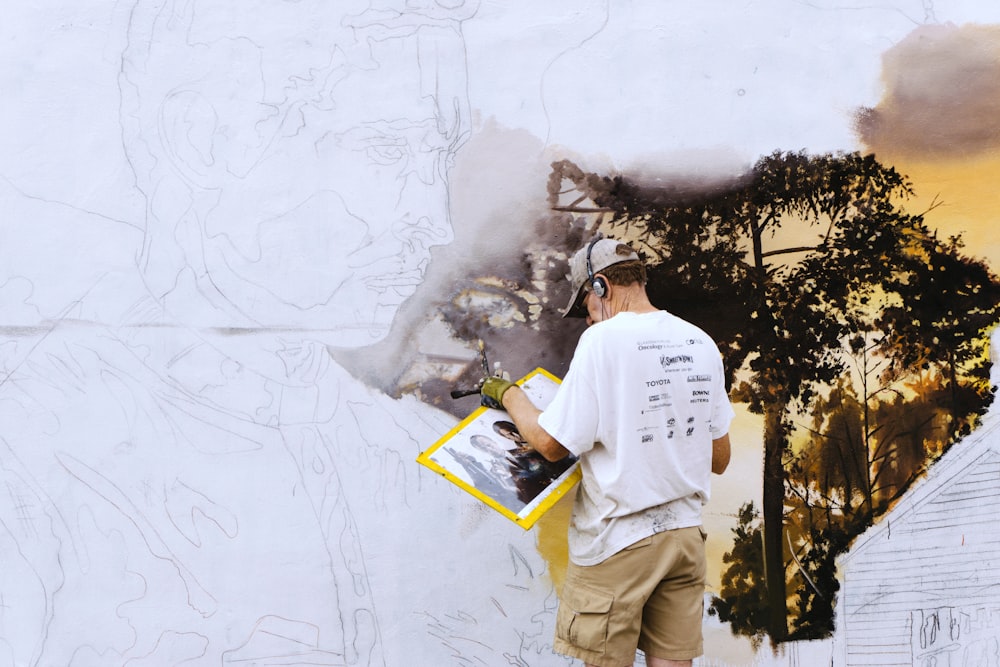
xmin=366 ymin=144 xmax=407 ymax=165
xmin=337 ymin=124 xmax=421 ymax=166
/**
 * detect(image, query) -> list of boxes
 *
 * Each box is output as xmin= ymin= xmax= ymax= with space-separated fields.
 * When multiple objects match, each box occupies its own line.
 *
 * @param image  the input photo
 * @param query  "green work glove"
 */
xmin=481 ymin=376 xmax=515 ymax=410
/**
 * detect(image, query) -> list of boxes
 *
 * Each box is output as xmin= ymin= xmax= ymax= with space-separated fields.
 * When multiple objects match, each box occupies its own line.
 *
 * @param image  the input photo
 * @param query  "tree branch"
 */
xmin=551 ymin=206 xmax=615 ymax=213
xmin=761 ymin=245 xmax=820 ymax=259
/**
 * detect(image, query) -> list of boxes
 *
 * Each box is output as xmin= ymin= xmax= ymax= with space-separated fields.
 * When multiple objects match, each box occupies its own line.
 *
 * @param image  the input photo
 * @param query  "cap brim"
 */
xmin=561 ymin=284 xmax=588 ymax=318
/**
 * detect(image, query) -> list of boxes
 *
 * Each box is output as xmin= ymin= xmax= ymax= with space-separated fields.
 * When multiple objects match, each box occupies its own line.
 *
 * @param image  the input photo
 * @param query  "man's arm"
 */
xmin=501 ymin=386 xmax=572 ymax=463
xmin=712 ymin=433 xmax=731 ymax=474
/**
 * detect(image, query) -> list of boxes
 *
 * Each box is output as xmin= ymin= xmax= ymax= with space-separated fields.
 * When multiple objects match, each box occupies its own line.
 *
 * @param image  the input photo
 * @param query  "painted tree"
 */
xmin=775 ymin=231 xmax=999 ymax=638
xmin=546 ymin=151 xmax=1000 ymax=641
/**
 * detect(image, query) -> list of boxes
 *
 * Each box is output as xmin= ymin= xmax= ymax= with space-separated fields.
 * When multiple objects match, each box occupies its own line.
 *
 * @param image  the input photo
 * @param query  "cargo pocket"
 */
xmin=556 ymin=582 xmax=614 ymax=653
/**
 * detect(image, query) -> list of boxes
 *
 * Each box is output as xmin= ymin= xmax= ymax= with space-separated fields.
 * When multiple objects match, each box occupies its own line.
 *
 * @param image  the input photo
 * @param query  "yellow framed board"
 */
xmin=417 ymin=368 xmax=581 ymax=529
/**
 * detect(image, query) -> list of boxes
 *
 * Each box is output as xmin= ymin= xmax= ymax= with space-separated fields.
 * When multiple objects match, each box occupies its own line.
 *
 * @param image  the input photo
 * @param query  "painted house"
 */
xmin=832 ymin=402 xmax=1000 ymax=666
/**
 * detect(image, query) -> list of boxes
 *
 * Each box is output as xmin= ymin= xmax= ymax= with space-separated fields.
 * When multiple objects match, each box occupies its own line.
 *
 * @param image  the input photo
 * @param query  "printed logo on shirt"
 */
xmin=691 ymin=388 xmax=710 ymax=403
xmin=660 ymin=354 xmax=694 ymax=370
xmin=647 ymin=394 xmax=672 ymax=409
xmin=687 ymin=374 xmax=712 ymax=383
xmin=686 ymin=337 xmax=705 ymax=345
xmin=638 ymin=339 xmax=683 ymax=351
xmin=642 ymin=433 xmax=654 ymax=444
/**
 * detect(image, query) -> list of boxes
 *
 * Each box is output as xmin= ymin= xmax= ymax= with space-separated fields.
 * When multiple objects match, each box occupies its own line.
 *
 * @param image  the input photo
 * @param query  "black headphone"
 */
xmin=585 ymin=236 xmax=608 ymax=299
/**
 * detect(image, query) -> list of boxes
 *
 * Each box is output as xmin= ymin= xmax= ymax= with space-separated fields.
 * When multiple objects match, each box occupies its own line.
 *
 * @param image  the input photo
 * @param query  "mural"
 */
xmin=2 ymin=2 xmax=1000 ymax=666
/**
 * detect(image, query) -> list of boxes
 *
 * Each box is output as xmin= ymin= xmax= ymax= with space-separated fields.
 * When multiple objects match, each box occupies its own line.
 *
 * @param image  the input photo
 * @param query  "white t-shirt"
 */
xmin=538 ymin=310 xmax=735 ymax=566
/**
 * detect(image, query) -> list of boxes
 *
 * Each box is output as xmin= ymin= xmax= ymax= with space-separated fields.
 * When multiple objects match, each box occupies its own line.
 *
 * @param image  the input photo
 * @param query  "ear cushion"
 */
xmin=592 ymin=276 xmax=607 ymax=298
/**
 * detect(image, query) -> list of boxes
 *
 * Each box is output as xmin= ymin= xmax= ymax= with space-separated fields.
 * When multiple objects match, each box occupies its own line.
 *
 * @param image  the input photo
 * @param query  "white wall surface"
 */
xmin=2 ymin=2 xmax=1000 ymax=666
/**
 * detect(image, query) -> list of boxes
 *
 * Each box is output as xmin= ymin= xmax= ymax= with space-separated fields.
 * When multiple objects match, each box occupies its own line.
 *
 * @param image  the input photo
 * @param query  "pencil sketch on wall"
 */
xmin=0 ymin=2 xmax=567 ymax=666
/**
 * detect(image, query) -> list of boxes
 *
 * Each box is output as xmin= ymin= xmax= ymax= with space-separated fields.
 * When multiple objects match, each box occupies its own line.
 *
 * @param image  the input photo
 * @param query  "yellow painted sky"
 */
xmin=859 ymin=23 xmax=1000 ymax=271
xmin=888 ymin=153 xmax=1000 ymax=270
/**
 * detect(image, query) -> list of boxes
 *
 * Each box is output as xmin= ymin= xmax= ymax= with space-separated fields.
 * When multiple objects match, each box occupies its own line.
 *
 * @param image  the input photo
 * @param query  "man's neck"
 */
xmin=612 ymin=285 xmax=658 ymax=317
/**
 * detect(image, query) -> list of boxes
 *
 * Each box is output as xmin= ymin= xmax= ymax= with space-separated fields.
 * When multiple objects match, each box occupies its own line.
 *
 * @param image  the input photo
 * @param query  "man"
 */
xmin=482 ymin=236 xmax=734 ymax=667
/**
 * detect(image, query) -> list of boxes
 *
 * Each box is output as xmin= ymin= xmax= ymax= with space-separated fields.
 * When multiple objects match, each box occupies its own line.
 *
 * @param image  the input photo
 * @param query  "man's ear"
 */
xmin=159 ymin=90 xmax=220 ymax=187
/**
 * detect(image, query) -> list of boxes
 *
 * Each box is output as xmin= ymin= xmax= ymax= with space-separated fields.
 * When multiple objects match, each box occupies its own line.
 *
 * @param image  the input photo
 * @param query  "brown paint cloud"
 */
xmin=856 ymin=23 xmax=1000 ymax=159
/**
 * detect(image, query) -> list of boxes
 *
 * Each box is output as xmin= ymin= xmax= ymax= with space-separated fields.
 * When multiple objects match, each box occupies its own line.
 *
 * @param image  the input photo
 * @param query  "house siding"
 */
xmin=838 ymin=451 xmax=1000 ymax=667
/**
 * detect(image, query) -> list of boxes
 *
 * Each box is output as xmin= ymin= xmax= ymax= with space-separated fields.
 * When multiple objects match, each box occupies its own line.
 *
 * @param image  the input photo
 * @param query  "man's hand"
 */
xmin=480 ymin=376 xmax=515 ymax=410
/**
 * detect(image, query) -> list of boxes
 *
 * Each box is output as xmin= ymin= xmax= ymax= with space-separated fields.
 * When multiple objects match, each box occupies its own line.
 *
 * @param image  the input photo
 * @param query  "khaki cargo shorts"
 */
xmin=554 ymin=526 xmax=707 ymax=667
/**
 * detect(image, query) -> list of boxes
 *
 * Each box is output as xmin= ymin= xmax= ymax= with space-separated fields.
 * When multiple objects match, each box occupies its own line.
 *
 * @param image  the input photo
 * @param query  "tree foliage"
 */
xmin=708 ymin=502 xmax=768 ymax=649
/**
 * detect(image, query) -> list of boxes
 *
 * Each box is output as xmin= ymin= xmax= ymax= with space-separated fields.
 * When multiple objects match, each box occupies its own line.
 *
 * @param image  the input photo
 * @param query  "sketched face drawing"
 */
xmin=120 ymin=0 xmax=472 ymax=345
